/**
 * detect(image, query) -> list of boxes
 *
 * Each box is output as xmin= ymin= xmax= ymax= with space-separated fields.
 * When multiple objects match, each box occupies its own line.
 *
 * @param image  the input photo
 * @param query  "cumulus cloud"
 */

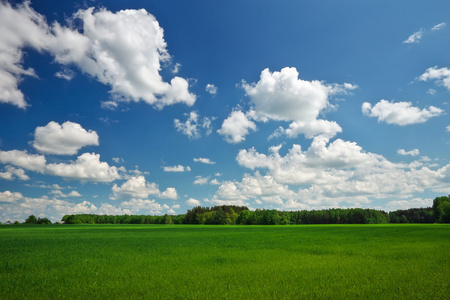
xmin=386 ymin=198 xmax=432 ymax=211
xmin=111 ymin=176 xmax=160 ymax=200
xmin=160 ymin=187 xmax=178 ymax=199
xmin=174 ymin=111 xmax=215 ymax=139
xmin=243 ymin=67 xmax=356 ymax=122
xmin=163 ymin=165 xmax=191 ymax=172
xmin=236 ymin=67 xmax=356 ymax=140
xmin=46 ymin=153 xmax=121 ymax=182
xmin=217 ymin=110 xmax=257 ymax=143
xmin=362 ymin=100 xmax=443 ymax=126
xmin=0 ymin=1 xmax=51 ymax=108
xmin=403 ymin=29 xmax=424 ymax=44
xmin=186 ymin=198 xmax=201 ymax=206
xmin=193 ymin=175 xmax=210 ymax=185
xmin=0 ymin=150 xmax=46 ymax=172
xmin=193 ymin=157 xmax=215 ymax=164
xmin=50 ymin=190 xmax=82 ymax=198
xmin=0 ymin=2 xmax=195 ymax=109
xmin=33 ymin=121 xmax=99 ymax=155
xmin=446 ymin=125 xmax=450 ymax=132
xmin=419 ymin=66 xmax=450 ymax=90
xmin=0 ymin=166 xmax=29 ymax=181
xmin=111 ymin=175 xmax=177 ymax=200
xmin=206 ymin=84 xmax=218 ymax=95
xmin=206 ymin=137 xmax=450 ymax=210
xmin=397 ymin=149 xmax=420 ymax=157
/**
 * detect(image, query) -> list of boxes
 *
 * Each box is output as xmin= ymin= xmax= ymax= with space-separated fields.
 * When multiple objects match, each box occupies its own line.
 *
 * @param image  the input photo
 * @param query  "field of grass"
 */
xmin=0 ymin=224 xmax=449 ymax=299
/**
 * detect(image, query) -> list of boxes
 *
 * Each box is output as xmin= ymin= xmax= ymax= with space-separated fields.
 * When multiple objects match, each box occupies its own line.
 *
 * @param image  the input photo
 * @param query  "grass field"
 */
xmin=0 ymin=224 xmax=449 ymax=299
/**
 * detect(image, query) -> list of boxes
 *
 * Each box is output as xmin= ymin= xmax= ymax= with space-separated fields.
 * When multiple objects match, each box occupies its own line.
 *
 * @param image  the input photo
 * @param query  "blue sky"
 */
xmin=1 ymin=0 xmax=449 ymax=222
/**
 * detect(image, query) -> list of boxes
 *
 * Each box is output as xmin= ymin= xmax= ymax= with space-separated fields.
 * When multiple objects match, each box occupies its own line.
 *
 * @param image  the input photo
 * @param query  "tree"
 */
xmin=25 ymin=215 xmax=37 ymax=224
xmin=433 ymin=195 xmax=450 ymax=223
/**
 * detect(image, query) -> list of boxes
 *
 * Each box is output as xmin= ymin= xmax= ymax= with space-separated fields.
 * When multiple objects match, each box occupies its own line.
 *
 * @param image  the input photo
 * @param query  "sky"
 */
xmin=0 ymin=0 xmax=449 ymax=222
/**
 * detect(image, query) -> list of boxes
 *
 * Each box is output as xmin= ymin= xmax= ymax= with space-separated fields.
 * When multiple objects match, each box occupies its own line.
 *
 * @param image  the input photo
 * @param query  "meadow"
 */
xmin=0 ymin=224 xmax=449 ymax=299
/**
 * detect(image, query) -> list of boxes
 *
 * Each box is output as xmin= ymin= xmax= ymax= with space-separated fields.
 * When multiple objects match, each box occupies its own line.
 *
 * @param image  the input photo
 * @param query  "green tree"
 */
xmin=25 ymin=215 xmax=37 ymax=224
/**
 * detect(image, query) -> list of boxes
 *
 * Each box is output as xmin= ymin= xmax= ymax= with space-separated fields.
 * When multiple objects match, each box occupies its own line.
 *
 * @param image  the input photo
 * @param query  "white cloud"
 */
xmin=120 ymin=198 xmax=164 ymax=214
xmin=446 ymin=125 xmax=450 ymax=132
xmin=111 ymin=175 xmax=160 ymax=200
xmin=160 ymin=187 xmax=178 ymax=199
xmin=403 ymin=29 xmax=424 ymax=44
xmin=243 ymin=67 xmax=355 ymax=122
xmin=362 ymin=100 xmax=443 ymax=126
xmin=0 ymin=166 xmax=29 ymax=181
xmin=397 ymin=149 xmax=420 ymax=157
xmin=111 ymin=175 xmax=177 ymax=200
xmin=427 ymin=89 xmax=436 ymax=95
xmin=193 ymin=157 xmax=215 ymax=164
xmin=0 ymin=1 xmax=51 ymax=109
xmin=419 ymin=66 xmax=450 ymax=90
xmin=186 ymin=198 xmax=201 ymax=206
xmin=163 ymin=165 xmax=191 ymax=172
xmin=33 ymin=121 xmax=99 ymax=155
xmin=194 ymin=175 xmax=210 ymax=185
xmin=174 ymin=111 xmax=214 ymax=139
xmin=0 ymin=2 xmax=196 ymax=109
xmin=46 ymin=153 xmax=121 ymax=182
xmin=206 ymin=84 xmax=218 ymax=95
xmin=431 ymin=22 xmax=446 ymax=31
xmin=272 ymin=119 xmax=342 ymax=139
xmin=239 ymin=67 xmax=355 ymax=140
xmin=55 ymin=68 xmax=75 ymax=80
xmin=50 ymin=190 xmax=82 ymax=198
xmin=0 ymin=150 xmax=46 ymax=172
xmin=217 ymin=110 xmax=257 ymax=143
xmin=386 ymin=198 xmax=432 ymax=211
xmin=0 ymin=190 xmax=23 ymax=203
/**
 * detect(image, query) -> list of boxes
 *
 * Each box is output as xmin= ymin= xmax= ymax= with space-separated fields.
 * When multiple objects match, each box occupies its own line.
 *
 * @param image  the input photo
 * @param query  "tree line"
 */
xmin=19 ymin=195 xmax=450 ymax=225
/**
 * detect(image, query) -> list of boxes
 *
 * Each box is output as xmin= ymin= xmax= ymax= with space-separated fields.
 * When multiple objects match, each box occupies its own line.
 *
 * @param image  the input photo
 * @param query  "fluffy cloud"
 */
xmin=111 ymin=176 xmax=160 ymax=200
xmin=206 ymin=84 xmax=218 ymax=95
xmin=0 ymin=1 xmax=51 ymax=108
xmin=272 ymin=119 xmax=342 ymax=140
xmin=33 ymin=121 xmax=99 ymax=155
xmin=386 ymin=198 xmax=432 ymax=211
xmin=193 ymin=176 xmax=210 ymax=185
xmin=163 ymin=165 xmax=191 ymax=172
xmin=403 ymin=29 xmax=424 ymax=44
xmin=419 ymin=66 xmax=450 ymax=90
xmin=174 ymin=111 xmax=214 ymax=139
xmin=242 ymin=67 xmax=356 ymax=122
xmin=0 ymin=150 xmax=46 ymax=172
xmin=223 ymin=67 xmax=356 ymax=141
xmin=397 ymin=149 xmax=420 ymax=157
xmin=46 ymin=153 xmax=121 ymax=182
xmin=0 ymin=166 xmax=29 ymax=181
xmin=217 ymin=110 xmax=257 ymax=143
xmin=160 ymin=187 xmax=178 ymax=199
xmin=222 ymin=137 xmax=450 ymax=209
xmin=186 ymin=198 xmax=201 ymax=206
xmin=362 ymin=100 xmax=443 ymax=126
xmin=446 ymin=125 xmax=450 ymax=132
xmin=120 ymin=198 xmax=165 ymax=214
xmin=0 ymin=2 xmax=195 ymax=109
xmin=50 ymin=190 xmax=82 ymax=198
xmin=111 ymin=175 xmax=177 ymax=200
xmin=193 ymin=157 xmax=215 ymax=164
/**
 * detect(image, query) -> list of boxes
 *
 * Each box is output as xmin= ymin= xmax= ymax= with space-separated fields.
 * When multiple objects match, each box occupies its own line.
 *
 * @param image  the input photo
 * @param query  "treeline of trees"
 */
xmin=389 ymin=208 xmax=435 ymax=223
xmin=61 ymin=206 xmax=390 ymax=225
xmin=61 ymin=213 xmax=185 ymax=225
xmin=24 ymin=215 xmax=52 ymax=224
xmin=21 ymin=195 xmax=450 ymax=225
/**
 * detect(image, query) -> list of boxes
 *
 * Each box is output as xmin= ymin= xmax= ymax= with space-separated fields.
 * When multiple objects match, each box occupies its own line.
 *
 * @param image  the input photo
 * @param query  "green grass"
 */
xmin=0 ymin=224 xmax=449 ymax=299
